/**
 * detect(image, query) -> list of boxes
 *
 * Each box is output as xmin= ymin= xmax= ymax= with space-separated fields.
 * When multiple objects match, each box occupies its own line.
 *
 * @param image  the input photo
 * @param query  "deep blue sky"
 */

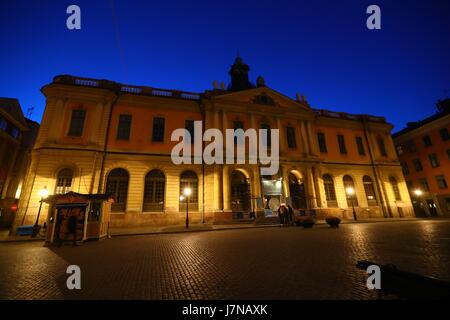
xmin=1 ymin=0 xmax=449 ymax=132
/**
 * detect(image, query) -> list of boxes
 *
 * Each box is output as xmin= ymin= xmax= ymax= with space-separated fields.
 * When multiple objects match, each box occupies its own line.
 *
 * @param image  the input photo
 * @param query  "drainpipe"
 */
xmin=362 ymin=119 xmax=388 ymax=218
xmin=97 ymin=87 xmax=121 ymax=194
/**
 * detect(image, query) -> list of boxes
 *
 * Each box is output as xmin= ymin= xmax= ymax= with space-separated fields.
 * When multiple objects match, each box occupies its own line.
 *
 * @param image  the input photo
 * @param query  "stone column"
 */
xmin=277 ymin=117 xmax=286 ymax=155
xmin=281 ymin=165 xmax=289 ymax=202
xmin=214 ymin=164 xmax=222 ymax=211
xmin=306 ymin=121 xmax=318 ymax=156
xmin=222 ymin=165 xmax=231 ymax=211
xmin=252 ymin=166 xmax=262 ymax=210
xmin=306 ymin=167 xmax=318 ymax=208
xmin=300 ymin=120 xmax=310 ymax=155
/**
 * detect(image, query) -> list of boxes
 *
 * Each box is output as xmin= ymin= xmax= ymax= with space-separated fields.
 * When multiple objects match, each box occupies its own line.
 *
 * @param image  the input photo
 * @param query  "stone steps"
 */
xmin=253 ymin=216 xmax=281 ymax=225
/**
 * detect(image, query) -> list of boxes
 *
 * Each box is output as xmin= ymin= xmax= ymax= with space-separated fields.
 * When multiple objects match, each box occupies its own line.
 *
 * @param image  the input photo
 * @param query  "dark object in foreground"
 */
xmin=325 ymin=216 xmax=341 ymax=228
xmin=356 ymin=260 xmax=450 ymax=299
xmin=16 ymin=225 xmax=34 ymax=236
xmin=295 ymin=217 xmax=315 ymax=228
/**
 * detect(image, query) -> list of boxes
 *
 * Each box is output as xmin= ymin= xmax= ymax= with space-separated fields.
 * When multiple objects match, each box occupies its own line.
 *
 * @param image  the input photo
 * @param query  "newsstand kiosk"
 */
xmin=43 ymin=192 xmax=112 ymax=245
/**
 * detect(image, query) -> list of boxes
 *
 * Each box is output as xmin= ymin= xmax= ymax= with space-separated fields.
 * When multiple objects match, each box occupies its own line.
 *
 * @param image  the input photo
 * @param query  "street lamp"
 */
xmin=345 ymin=187 xmax=357 ymax=221
xmin=413 ymin=189 xmax=424 ymax=217
xmin=183 ymin=187 xmax=192 ymax=229
xmin=32 ymin=186 xmax=49 ymax=237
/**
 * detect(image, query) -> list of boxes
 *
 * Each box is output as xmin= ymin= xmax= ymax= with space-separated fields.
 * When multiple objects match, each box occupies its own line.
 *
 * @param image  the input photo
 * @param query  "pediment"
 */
xmin=210 ymin=86 xmax=312 ymax=113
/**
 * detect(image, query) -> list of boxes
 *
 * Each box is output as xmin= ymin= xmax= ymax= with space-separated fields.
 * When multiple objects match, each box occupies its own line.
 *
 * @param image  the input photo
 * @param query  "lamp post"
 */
xmin=346 ymin=187 xmax=357 ymax=221
xmin=413 ymin=189 xmax=424 ymax=217
xmin=32 ymin=186 xmax=49 ymax=237
xmin=182 ymin=187 xmax=192 ymax=229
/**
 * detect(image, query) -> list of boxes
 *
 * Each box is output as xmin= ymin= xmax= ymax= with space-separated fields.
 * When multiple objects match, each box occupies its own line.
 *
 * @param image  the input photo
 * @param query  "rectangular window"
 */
xmin=396 ymin=145 xmax=404 ymax=155
xmin=185 ymin=120 xmax=195 ymax=144
xmin=152 ymin=117 xmax=165 ymax=142
xmin=418 ymin=178 xmax=430 ymax=192
xmin=429 ymin=153 xmax=440 ymax=168
xmin=355 ymin=136 xmax=365 ymax=155
xmin=117 ymin=114 xmax=132 ymax=140
xmin=337 ymin=134 xmax=347 ymax=154
xmin=317 ymin=132 xmax=327 ymax=153
xmin=439 ymin=128 xmax=449 ymax=141
xmin=423 ymin=135 xmax=432 ymax=147
xmin=406 ymin=140 xmax=416 ymax=153
xmin=286 ymin=127 xmax=297 ymax=149
xmin=413 ymin=158 xmax=423 ymax=171
xmin=0 ymin=118 xmax=7 ymax=131
xmin=11 ymin=127 xmax=20 ymax=139
xmin=261 ymin=123 xmax=271 ymax=147
xmin=406 ymin=181 xmax=413 ymax=190
xmin=378 ymin=138 xmax=387 ymax=157
xmin=401 ymin=162 xmax=409 ymax=175
xmin=68 ymin=109 xmax=86 ymax=137
xmin=445 ymin=198 xmax=450 ymax=212
xmin=436 ymin=175 xmax=448 ymax=189
xmin=233 ymin=121 xmax=244 ymax=144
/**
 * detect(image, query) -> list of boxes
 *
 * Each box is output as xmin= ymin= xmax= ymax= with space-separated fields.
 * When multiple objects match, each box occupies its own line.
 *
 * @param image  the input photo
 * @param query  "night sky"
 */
xmin=1 ymin=0 xmax=449 ymax=132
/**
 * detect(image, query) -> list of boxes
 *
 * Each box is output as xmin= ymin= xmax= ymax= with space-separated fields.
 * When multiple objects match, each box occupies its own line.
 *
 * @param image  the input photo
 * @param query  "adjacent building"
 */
xmin=13 ymin=58 xmax=414 ymax=230
xmin=393 ymin=99 xmax=450 ymax=217
xmin=0 ymin=98 xmax=39 ymax=228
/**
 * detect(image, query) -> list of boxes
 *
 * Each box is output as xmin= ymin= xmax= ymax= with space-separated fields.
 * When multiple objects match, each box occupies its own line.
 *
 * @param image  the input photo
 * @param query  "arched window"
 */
xmin=143 ymin=170 xmax=165 ymax=212
xmin=180 ymin=171 xmax=198 ymax=211
xmin=106 ymin=168 xmax=129 ymax=212
xmin=55 ymin=168 xmax=74 ymax=194
xmin=261 ymin=123 xmax=271 ymax=147
xmin=389 ymin=176 xmax=401 ymax=200
xmin=323 ymin=174 xmax=337 ymax=207
xmin=343 ymin=175 xmax=358 ymax=207
xmin=288 ymin=173 xmax=307 ymax=209
xmin=363 ymin=176 xmax=377 ymax=205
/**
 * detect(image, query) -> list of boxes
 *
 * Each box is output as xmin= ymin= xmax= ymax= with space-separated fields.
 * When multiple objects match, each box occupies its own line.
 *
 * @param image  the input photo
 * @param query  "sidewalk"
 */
xmin=109 ymin=217 xmax=426 ymax=237
xmin=0 ymin=217 xmax=444 ymax=242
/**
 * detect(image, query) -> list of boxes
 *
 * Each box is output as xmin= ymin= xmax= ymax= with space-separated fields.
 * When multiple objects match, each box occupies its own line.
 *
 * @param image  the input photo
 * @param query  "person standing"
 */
xmin=277 ymin=205 xmax=285 ymax=225
xmin=287 ymin=205 xmax=294 ymax=226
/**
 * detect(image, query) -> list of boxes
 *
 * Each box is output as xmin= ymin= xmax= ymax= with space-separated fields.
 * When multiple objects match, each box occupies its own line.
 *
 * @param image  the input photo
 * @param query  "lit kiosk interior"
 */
xmin=261 ymin=174 xmax=283 ymax=216
xmin=43 ymin=192 xmax=112 ymax=245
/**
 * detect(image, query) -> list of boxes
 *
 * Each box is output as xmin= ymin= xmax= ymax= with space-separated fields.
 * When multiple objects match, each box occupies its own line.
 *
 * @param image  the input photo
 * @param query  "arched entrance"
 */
xmin=288 ymin=172 xmax=307 ymax=209
xmin=230 ymin=170 xmax=251 ymax=213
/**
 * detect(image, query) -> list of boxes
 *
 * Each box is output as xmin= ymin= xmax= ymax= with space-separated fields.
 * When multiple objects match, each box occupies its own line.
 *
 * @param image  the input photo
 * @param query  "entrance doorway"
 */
xmin=426 ymin=199 xmax=439 ymax=217
xmin=288 ymin=173 xmax=307 ymax=209
xmin=230 ymin=170 xmax=251 ymax=214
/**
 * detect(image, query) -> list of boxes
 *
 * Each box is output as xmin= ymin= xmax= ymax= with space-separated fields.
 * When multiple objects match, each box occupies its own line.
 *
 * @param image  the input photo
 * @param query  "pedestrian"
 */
xmin=279 ymin=204 xmax=289 ymax=226
xmin=286 ymin=205 xmax=293 ymax=226
xmin=277 ymin=205 xmax=285 ymax=225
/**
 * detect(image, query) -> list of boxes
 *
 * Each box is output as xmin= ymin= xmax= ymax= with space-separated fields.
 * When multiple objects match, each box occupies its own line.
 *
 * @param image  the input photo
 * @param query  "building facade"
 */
xmin=393 ymin=99 xmax=450 ymax=217
xmin=0 ymin=98 xmax=39 ymax=228
xmin=13 ymin=58 xmax=414 ymax=230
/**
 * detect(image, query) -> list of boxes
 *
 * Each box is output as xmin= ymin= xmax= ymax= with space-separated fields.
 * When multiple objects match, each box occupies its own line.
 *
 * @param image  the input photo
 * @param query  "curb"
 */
xmin=0 ymin=237 xmax=45 ymax=243
xmin=109 ymin=224 xmax=282 ymax=238
xmin=1 ymin=218 xmax=447 ymax=242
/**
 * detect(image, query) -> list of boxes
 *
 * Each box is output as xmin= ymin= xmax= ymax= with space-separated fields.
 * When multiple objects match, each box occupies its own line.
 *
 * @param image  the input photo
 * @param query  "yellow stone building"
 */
xmin=14 ymin=58 xmax=414 ymax=230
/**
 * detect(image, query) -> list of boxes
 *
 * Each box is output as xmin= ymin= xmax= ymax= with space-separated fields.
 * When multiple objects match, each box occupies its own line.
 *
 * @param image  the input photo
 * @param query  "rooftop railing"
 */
xmin=314 ymin=109 xmax=386 ymax=123
xmin=53 ymin=75 xmax=202 ymax=101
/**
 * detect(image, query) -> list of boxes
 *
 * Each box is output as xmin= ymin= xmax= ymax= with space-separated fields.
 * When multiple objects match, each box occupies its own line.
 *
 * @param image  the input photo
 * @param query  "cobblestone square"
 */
xmin=1 ymin=220 xmax=450 ymax=300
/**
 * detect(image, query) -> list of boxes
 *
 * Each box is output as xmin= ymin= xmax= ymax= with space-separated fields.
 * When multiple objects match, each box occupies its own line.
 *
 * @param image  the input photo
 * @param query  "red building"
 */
xmin=393 ymin=99 xmax=450 ymax=217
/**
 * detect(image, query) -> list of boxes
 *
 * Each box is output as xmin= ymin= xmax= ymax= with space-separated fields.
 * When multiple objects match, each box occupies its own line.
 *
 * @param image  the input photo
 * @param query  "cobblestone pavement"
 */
xmin=1 ymin=220 xmax=450 ymax=300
